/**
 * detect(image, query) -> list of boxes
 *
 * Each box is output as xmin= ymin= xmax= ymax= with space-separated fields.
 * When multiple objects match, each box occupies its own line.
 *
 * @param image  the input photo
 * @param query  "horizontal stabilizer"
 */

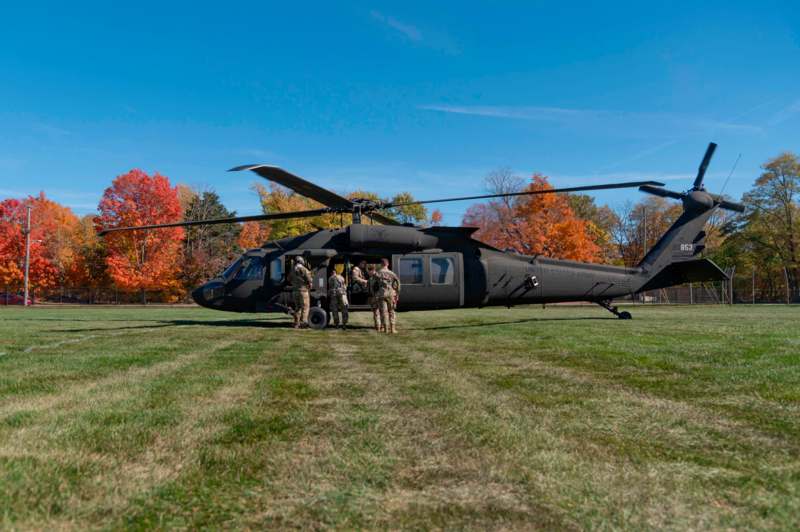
xmin=639 ymin=258 xmax=728 ymax=292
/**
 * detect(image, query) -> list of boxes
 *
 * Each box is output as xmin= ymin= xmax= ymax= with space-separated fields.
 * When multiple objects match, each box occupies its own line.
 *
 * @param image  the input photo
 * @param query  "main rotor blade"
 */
xmin=363 ymin=212 xmax=400 ymax=225
xmin=639 ymin=184 xmax=684 ymax=200
xmin=693 ymin=142 xmax=717 ymax=189
xmin=98 ymin=208 xmax=332 ymax=235
xmin=381 ymin=180 xmax=666 ymax=209
xmin=230 ymin=164 xmax=400 ymax=225
xmin=230 ymin=165 xmax=354 ymax=209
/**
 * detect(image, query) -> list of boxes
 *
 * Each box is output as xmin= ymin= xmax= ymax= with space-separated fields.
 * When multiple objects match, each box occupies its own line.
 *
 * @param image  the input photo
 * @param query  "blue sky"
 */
xmin=1 ymin=1 xmax=799 ymax=224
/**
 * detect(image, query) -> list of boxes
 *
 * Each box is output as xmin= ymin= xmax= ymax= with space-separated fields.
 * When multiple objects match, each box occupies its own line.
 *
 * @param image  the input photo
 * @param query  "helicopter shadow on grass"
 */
xmin=48 ymin=315 xmax=615 ymax=334
xmin=405 ymin=315 xmax=614 ymax=331
xmin=47 ymin=317 xmax=292 ymax=334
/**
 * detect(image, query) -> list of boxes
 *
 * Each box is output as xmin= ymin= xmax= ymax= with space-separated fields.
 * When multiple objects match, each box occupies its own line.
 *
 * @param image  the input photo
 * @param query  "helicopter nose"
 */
xmin=192 ymin=286 xmax=209 ymax=308
xmin=192 ymin=281 xmax=224 ymax=309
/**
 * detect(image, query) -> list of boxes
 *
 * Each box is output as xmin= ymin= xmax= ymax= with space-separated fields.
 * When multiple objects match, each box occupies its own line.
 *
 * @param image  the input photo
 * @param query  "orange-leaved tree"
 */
xmin=238 ymin=221 xmax=272 ymax=250
xmin=31 ymin=193 xmax=81 ymax=285
xmin=463 ymin=174 xmax=601 ymax=262
xmin=96 ymin=169 xmax=184 ymax=302
xmin=68 ymin=214 xmax=110 ymax=289
xmin=0 ymin=194 xmax=76 ymax=292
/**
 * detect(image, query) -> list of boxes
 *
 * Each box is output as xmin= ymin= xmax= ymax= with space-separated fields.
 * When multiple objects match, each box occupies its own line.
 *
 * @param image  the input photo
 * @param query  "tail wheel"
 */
xmin=308 ymin=307 xmax=328 ymax=330
xmin=618 ymin=311 xmax=632 ymax=320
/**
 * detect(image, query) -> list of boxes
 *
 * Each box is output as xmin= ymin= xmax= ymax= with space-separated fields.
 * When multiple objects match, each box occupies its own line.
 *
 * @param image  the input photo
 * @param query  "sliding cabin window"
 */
xmin=430 ymin=256 xmax=455 ymax=285
xmin=398 ymin=257 xmax=424 ymax=285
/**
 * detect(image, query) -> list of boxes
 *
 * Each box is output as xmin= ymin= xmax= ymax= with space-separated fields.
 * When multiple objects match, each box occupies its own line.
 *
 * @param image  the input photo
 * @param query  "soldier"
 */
xmin=374 ymin=258 xmax=400 ymax=334
xmin=367 ymin=264 xmax=382 ymax=332
xmin=351 ymin=260 xmax=368 ymax=294
xmin=289 ymin=256 xmax=312 ymax=328
xmin=327 ymin=266 xmax=348 ymax=329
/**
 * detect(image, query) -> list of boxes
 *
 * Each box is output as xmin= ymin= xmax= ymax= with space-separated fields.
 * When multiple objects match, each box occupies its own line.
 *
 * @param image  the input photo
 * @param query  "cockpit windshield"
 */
xmin=221 ymin=258 xmax=243 ymax=279
xmin=235 ymin=257 xmax=265 ymax=281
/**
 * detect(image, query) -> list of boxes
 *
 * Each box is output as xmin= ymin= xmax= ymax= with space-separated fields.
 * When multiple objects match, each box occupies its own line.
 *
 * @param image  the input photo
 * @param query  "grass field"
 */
xmin=0 ymin=304 xmax=799 ymax=530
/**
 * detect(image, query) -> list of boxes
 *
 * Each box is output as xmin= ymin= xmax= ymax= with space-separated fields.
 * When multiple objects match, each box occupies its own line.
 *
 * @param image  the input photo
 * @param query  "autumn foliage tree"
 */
xmin=0 ymin=193 xmax=80 ymax=291
xmin=180 ymin=188 xmax=241 ymax=288
xmin=96 ymin=169 xmax=184 ymax=302
xmin=238 ymin=221 xmax=272 ymax=250
xmin=69 ymin=214 xmax=110 ymax=291
xmin=463 ymin=174 xmax=601 ymax=262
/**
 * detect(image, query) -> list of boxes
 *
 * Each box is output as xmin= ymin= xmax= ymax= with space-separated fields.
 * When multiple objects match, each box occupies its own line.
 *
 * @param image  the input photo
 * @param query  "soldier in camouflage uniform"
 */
xmin=327 ymin=268 xmax=348 ymax=329
xmin=351 ymin=260 xmax=368 ymax=294
xmin=289 ymin=256 xmax=312 ymax=328
xmin=366 ymin=264 xmax=382 ymax=331
xmin=374 ymin=258 xmax=400 ymax=334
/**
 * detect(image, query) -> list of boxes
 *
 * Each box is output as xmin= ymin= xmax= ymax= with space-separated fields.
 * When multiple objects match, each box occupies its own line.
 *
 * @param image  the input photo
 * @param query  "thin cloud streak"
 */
xmin=420 ymin=104 xmax=762 ymax=135
xmin=371 ymin=11 xmax=422 ymax=42
xmin=767 ymin=98 xmax=800 ymax=126
xmin=601 ymin=139 xmax=681 ymax=171
xmin=370 ymin=11 xmax=459 ymax=54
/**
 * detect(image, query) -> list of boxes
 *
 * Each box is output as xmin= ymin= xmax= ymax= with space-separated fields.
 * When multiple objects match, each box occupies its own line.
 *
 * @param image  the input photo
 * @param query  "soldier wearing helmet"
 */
xmin=374 ymin=258 xmax=400 ymax=334
xmin=327 ymin=266 xmax=349 ymax=329
xmin=289 ymin=256 xmax=313 ymax=328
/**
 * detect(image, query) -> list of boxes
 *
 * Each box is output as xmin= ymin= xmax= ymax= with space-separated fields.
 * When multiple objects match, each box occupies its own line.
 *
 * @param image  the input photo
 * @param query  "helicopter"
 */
xmin=100 ymin=142 xmax=744 ymax=329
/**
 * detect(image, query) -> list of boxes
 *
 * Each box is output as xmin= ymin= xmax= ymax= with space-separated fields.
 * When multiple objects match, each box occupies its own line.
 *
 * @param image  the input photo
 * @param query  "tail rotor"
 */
xmin=692 ymin=142 xmax=717 ymax=190
xmin=638 ymin=142 xmax=744 ymax=213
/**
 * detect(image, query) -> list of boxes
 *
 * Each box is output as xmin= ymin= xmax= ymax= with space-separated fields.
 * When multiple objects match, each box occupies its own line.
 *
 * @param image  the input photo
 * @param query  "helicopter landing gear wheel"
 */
xmin=597 ymin=299 xmax=632 ymax=320
xmin=308 ymin=307 xmax=328 ymax=330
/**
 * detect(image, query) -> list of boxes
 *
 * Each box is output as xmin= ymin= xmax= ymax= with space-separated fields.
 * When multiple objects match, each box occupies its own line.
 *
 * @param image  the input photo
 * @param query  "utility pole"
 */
xmin=23 ymin=204 xmax=31 ymax=307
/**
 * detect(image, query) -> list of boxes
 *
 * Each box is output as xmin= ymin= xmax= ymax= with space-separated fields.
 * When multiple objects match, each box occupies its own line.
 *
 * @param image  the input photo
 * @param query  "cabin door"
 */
xmin=392 ymin=252 xmax=463 ymax=310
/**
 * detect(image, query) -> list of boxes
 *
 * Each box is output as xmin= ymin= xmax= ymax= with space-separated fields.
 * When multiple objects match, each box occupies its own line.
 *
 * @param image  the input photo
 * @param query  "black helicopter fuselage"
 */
xmin=192 ymin=223 xmax=660 ymax=314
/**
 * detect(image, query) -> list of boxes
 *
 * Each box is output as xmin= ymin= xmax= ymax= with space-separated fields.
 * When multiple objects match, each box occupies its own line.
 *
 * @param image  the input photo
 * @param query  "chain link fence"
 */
xmin=2 ymin=287 xmax=193 ymax=305
xmin=635 ymin=266 xmax=799 ymax=304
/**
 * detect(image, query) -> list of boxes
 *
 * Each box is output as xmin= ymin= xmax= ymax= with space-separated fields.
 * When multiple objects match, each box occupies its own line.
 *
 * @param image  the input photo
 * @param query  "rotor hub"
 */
xmin=683 ymin=189 xmax=715 ymax=212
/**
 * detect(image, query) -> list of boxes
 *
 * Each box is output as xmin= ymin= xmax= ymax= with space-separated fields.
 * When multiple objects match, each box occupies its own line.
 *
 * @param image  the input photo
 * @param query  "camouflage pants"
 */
xmin=329 ymin=293 xmax=348 ymax=326
xmin=293 ymin=289 xmax=310 ymax=327
xmin=369 ymin=296 xmax=381 ymax=330
xmin=377 ymin=295 xmax=396 ymax=333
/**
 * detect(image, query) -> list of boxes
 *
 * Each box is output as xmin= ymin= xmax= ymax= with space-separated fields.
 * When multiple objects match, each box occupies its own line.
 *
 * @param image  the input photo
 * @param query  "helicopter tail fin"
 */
xmin=633 ymin=204 xmax=727 ymax=292
xmin=637 ymin=207 xmax=715 ymax=273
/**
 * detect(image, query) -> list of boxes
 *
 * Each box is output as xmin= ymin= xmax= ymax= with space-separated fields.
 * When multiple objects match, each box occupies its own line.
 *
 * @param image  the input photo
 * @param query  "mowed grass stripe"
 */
xmin=398 ymin=344 xmax=788 ymax=530
xmin=0 ymin=314 xmax=232 ymax=403
xmin=110 ymin=339 xmax=332 ymax=529
xmin=0 ymin=329 xmax=244 ymax=419
xmin=381 ymin=306 xmax=800 ymax=529
xmin=0 ymin=305 xmax=798 ymax=529
xmin=343 ymin=333 xmax=569 ymax=530
xmin=0 ymin=321 xmax=272 ymax=529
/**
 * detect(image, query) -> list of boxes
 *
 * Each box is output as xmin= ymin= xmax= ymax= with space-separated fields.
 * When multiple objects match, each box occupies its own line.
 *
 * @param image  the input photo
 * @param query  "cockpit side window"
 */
xmin=235 ymin=257 xmax=265 ymax=281
xmin=269 ymin=258 xmax=284 ymax=283
xmin=222 ymin=258 xmax=242 ymax=279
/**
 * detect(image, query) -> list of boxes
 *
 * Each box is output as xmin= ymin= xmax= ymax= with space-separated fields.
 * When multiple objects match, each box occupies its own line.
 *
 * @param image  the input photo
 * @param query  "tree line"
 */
xmin=1 ymin=152 xmax=797 ymax=302
xmin=0 ymin=169 xmax=439 ymax=302
xmin=463 ymin=152 xmax=800 ymax=300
